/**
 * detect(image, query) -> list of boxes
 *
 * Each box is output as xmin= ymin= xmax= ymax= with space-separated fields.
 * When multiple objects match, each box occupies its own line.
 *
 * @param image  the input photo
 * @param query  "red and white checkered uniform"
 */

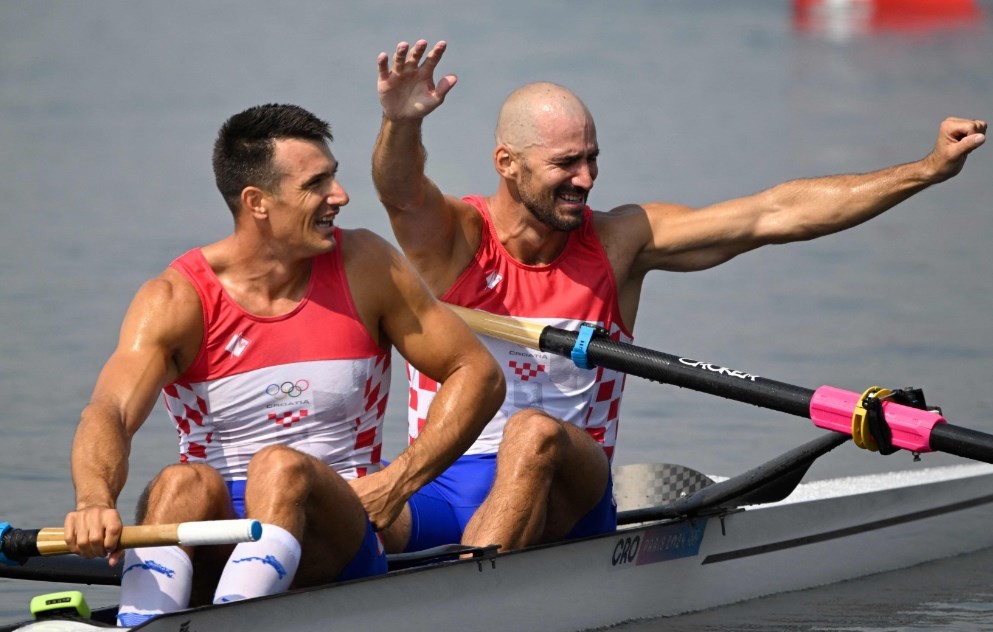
xmin=163 ymin=231 xmax=390 ymax=482
xmin=407 ymin=196 xmax=631 ymax=461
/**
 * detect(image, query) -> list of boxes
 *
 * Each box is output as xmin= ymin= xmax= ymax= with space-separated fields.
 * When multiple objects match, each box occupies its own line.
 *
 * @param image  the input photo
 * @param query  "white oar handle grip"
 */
xmin=177 ymin=519 xmax=262 ymax=546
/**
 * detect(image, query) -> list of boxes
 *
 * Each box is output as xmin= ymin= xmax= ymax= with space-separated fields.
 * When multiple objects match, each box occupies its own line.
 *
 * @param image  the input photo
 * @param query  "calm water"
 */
xmin=2 ymin=1 xmax=992 ymax=628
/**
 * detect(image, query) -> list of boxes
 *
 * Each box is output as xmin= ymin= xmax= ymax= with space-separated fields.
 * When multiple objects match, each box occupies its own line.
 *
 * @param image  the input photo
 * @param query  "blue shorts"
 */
xmin=403 ymin=453 xmax=617 ymax=552
xmin=226 ymin=480 xmax=387 ymax=581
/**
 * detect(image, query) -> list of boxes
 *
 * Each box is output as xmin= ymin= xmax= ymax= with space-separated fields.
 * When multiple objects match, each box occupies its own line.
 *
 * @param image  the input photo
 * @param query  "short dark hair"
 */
xmin=212 ymin=104 xmax=333 ymax=214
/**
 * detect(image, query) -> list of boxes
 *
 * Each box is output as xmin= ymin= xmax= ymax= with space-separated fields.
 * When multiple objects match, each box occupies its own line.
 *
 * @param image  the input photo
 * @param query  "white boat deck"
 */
xmin=766 ymin=462 xmax=993 ymax=505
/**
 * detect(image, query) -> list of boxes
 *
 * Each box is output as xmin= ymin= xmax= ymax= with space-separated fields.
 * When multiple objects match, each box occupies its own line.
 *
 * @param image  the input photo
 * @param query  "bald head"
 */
xmin=495 ymin=82 xmax=594 ymax=151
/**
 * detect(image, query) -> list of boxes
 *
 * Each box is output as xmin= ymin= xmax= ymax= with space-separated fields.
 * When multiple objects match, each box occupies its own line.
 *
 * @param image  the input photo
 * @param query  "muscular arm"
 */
xmin=65 ymin=270 xmax=202 ymax=560
xmin=346 ymin=231 xmax=504 ymax=529
xmin=599 ymin=117 xmax=986 ymax=326
xmin=620 ymin=117 xmax=986 ymax=276
xmin=371 ymin=116 xmax=460 ymax=256
xmin=372 ymin=40 xmax=479 ymax=295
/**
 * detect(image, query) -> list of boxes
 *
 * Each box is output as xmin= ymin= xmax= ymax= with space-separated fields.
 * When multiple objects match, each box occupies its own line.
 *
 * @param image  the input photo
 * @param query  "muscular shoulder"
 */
xmin=593 ymin=202 xmax=700 ymax=268
xmin=452 ymin=194 xmax=485 ymax=236
xmin=134 ymin=268 xmax=202 ymax=318
xmin=123 ymin=268 xmax=204 ymax=366
xmin=339 ymin=228 xmax=401 ymax=269
xmin=591 ymin=204 xmax=653 ymax=264
xmin=593 ymin=202 xmax=687 ymax=236
xmin=340 ymin=228 xmax=429 ymax=292
xmin=341 ymin=226 xmax=422 ymax=295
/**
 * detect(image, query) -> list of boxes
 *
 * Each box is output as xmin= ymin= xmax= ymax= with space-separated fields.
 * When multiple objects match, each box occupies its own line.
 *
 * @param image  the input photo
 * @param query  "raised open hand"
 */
xmin=377 ymin=40 xmax=457 ymax=121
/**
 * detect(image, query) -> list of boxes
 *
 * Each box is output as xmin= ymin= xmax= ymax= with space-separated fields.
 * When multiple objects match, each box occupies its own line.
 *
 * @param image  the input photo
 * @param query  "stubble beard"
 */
xmin=518 ymin=164 xmax=584 ymax=232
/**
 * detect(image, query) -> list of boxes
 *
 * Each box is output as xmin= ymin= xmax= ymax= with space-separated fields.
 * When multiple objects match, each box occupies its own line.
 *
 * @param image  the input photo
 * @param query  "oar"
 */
xmin=617 ymin=433 xmax=849 ymax=525
xmin=0 ymin=519 xmax=262 ymax=569
xmin=447 ymin=305 xmax=993 ymax=464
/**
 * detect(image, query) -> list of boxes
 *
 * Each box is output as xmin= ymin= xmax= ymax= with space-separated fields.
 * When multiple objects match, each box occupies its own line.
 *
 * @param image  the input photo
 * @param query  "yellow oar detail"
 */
xmin=851 ymin=386 xmax=893 ymax=451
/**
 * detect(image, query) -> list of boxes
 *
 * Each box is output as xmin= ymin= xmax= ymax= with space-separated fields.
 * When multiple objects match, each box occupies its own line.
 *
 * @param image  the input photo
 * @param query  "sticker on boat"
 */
xmin=611 ymin=519 xmax=708 ymax=568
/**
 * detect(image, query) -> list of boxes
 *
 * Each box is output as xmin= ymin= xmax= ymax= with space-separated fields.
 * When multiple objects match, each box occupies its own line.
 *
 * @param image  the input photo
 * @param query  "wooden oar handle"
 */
xmin=26 ymin=520 xmax=262 ymax=557
xmin=446 ymin=304 xmax=545 ymax=348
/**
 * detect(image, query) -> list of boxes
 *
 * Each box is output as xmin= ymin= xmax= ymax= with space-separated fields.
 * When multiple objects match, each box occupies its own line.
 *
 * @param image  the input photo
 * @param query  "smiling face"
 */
xmin=495 ymin=83 xmax=599 ymax=232
xmin=260 ymin=137 xmax=350 ymax=255
xmin=515 ymin=113 xmax=599 ymax=232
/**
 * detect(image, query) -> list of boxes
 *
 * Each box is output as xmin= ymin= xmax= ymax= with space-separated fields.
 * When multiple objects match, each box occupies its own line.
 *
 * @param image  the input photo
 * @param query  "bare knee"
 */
xmin=246 ymin=445 xmax=313 ymax=502
xmin=137 ymin=463 xmax=228 ymax=523
xmin=499 ymin=410 xmax=608 ymax=487
xmin=247 ymin=445 xmax=310 ymax=477
xmin=244 ymin=445 xmax=359 ymax=545
xmin=495 ymin=411 xmax=576 ymax=481
xmin=502 ymin=409 xmax=567 ymax=454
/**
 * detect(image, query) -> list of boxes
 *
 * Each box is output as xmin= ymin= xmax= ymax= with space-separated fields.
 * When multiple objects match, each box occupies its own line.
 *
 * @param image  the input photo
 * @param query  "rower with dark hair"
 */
xmin=63 ymin=103 xmax=504 ymax=625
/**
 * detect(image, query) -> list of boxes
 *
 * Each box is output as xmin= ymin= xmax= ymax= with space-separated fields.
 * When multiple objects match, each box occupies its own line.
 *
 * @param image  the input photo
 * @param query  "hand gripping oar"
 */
xmin=0 ymin=519 xmax=262 ymax=566
xmin=447 ymin=305 xmax=993 ymax=464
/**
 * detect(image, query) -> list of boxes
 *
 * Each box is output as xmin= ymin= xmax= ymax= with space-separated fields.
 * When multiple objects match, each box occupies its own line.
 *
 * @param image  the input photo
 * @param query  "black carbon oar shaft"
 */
xmin=930 ymin=424 xmax=993 ymax=463
xmin=445 ymin=305 xmax=993 ymax=464
xmin=539 ymin=328 xmax=816 ymax=418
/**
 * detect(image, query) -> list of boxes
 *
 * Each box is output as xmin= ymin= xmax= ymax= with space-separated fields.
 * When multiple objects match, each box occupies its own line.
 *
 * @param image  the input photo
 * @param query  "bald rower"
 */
xmin=371 ymin=39 xmax=988 ymax=554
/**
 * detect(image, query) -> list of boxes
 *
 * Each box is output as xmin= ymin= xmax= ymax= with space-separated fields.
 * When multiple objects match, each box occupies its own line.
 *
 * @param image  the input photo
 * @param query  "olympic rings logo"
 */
xmin=265 ymin=379 xmax=311 ymax=400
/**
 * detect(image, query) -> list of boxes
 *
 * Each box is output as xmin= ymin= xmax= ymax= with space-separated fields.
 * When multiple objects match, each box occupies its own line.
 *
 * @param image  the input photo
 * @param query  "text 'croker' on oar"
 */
xmin=446 ymin=305 xmax=993 ymax=465
xmin=0 ymin=519 xmax=262 ymax=566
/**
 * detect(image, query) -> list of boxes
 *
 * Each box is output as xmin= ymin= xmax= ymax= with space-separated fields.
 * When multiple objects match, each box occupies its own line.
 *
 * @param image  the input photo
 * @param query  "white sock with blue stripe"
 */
xmin=116 ymin=546 xmax=192 ymax=627
xmin=213 ymin=523 xmax=301 ymax=604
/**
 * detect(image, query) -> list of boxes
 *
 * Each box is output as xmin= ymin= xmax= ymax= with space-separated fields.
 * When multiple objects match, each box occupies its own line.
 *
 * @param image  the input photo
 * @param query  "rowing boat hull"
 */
xmin=65 ymin=463 xmax=985 ymax=632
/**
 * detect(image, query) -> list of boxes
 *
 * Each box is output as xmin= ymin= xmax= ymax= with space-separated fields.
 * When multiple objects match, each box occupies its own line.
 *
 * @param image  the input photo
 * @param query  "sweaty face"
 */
xmin=266 ymin=139 xmax=349 ymax=254
xmin=516 ymin=146 xmax=598 ymax=232
xmin=513 ymin=111 xmax=599 ymax=232
xmin=517 ymin=158 xmax=585 ymax=231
